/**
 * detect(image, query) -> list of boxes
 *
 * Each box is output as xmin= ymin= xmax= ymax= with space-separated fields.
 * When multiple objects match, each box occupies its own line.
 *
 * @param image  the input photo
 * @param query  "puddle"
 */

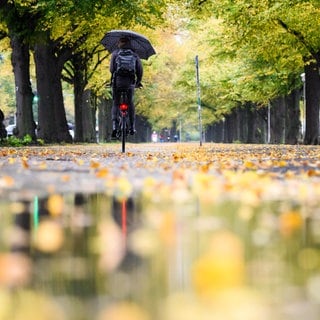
xmin=0 ymin=192 xmax=320 ymax=320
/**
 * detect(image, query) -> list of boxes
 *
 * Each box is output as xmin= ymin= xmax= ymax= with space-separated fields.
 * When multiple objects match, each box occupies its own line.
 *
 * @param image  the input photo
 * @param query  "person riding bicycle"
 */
xmin=110 ymin=37 xmax=143 ymax=138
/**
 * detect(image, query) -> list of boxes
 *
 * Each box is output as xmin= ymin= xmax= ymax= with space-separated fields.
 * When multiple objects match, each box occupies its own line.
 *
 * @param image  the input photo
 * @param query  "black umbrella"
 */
xmin=101 ymin=30 xmax=156 ymax=60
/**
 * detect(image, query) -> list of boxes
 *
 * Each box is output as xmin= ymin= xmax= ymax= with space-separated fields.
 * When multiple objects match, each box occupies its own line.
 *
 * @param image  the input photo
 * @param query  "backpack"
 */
xmin=115 ymin=49 xmax=136 ymax=77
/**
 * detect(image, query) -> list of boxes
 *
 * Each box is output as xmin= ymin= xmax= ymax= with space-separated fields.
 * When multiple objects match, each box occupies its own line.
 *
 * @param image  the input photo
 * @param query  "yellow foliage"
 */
xmin=97 ymin=302 xmax=149 ymax=320
xmin=0 ymin=289 xmax=66 ymax=320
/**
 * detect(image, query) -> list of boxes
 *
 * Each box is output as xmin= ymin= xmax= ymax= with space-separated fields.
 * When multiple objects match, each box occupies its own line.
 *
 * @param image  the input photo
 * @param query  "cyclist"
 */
xmin=110 ymin=37 xmax=143 ymax=138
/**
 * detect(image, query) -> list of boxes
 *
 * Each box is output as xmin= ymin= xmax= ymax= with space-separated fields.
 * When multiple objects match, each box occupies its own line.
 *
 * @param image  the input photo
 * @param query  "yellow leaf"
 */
xmin=243 ymin=161 xmax=256 ymax=169
xmin=284 ymin=170 xmax=295 ymax=179
xmin=8 ymin=157 xmax=16 ymax=164
xmin=96 ymin=168 xmax=109 ymax=178
xmin=75 ymin=159 xmax=84 ymax=166
xmin=278 ymin=160 xmax=287 ymax=167
xmin=21 ymin=157 xmax=29 ymax=169
xmin=146 ymin=153 xmax=154 ymax=160
xmin=199 ymin=163 xmax=210 ymax=173
xmin=90 ymin=160 xmax=100 ymax=169
xmin=0 ymin=175 xmax=15 ymax=187
xmin=307 ymin=169 xmax=319 ymax=177
xmin=60 ymin=175 xmax=70 ymax=182
xmin=47 ymin=194 xmax=64 ymax=217
xmin=38 ymin=162 xmax=47 ymax=170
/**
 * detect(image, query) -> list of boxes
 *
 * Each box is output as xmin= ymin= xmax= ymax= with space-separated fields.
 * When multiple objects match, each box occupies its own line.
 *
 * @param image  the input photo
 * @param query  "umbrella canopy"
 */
xmin=101 ymin=30 xmax=156 ymax=60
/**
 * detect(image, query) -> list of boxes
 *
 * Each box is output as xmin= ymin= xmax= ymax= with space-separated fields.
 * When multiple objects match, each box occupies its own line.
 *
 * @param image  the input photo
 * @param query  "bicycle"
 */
xmin=116 ymin=89 xmax=130 ymax=153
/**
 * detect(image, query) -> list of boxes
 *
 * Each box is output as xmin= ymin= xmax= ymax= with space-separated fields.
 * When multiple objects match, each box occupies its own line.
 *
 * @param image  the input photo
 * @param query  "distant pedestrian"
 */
xmin=151 ymin=131 xmax=158 ymax=143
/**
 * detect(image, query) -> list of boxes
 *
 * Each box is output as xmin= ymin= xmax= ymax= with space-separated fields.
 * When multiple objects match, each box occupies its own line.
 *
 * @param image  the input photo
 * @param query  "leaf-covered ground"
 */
xmin=0 ymin=142 xmax=320 ymax=200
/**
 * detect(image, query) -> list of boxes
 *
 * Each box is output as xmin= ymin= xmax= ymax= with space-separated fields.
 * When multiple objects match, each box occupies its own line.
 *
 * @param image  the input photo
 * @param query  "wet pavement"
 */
xmin=1 ymin=142 xmax=320 ymax=201
xmin=1 ymin=143 xmax=320 ymax=320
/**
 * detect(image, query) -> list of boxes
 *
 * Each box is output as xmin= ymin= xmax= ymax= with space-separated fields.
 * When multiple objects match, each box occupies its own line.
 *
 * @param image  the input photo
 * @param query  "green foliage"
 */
xmin=175 ymin=0 xmax=318 ymax=121
xmin=2 ymin=0 xmax=319 ymax=135
xmin=0 ymin=51 xmax=16 ymax=117
xmin=0 ymin=134 xmax=42 ymax=147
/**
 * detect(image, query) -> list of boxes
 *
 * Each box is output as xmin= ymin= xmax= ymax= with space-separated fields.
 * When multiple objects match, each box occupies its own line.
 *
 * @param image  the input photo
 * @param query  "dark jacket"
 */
xmin=110 ymin=46 xmax=143 ymax=88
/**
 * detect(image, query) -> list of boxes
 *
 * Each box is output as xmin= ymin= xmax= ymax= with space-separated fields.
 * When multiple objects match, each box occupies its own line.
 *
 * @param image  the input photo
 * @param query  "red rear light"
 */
xmin=120 ymin=103 xmax=128 ymax=111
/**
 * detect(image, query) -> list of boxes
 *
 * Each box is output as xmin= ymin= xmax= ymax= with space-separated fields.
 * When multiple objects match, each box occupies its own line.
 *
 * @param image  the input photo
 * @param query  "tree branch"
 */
xmin=277 ymin=18 xmax=320 ymax=64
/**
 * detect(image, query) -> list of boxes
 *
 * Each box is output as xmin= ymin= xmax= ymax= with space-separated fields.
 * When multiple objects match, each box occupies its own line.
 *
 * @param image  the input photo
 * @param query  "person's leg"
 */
xmin=128 ymin=87 xmax=136 ymax=134
xmin=111 ymin=88 xmax=120 ymax=138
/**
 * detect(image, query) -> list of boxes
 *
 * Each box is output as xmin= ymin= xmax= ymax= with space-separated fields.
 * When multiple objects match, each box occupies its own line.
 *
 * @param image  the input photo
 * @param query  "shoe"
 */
xmin=129 ymin=128 xmax=136 ymax=135
xmin=111 ymin=129 xmax=118 ymax=139
xmin=111 ymin=120 xmax=119 ymax=139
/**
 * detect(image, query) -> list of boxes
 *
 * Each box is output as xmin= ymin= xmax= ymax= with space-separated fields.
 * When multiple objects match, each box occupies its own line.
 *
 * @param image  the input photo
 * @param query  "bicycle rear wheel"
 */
xmin=121 ymin=115 xmax=126 ymax=153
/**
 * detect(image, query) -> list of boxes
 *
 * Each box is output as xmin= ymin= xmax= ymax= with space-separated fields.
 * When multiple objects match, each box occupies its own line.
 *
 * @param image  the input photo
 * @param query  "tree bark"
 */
xmin=246 ymin=107 xmax=256 ymax=143
xmin=285 ymin=89 xmax=300 ymax=145
xmin=81 ymin=89 xmax=97 ymax=143
xmin=97 ymin=97 xmax=112 ymax=142
xmin=304 ymin=62 xmax=320 ymax=145
xmin=72 ymin=53 xmax=99 ymax=143
xmin=238 ymin=107 xmax=247 ymax=142
xmin=34 ymin=40 xmax=72 ymax=143
xmin=10 ymin=35 xmax=36 ymax=140
xmin=270 ymin=96 xmax=286 ymax=144
xmin=224 ymin=113 xmax=234 ymax=143
xmin=73 ymin=54 xmax=85 ymax=142
xmin=212 ymin=120 xmax=224 ymax=142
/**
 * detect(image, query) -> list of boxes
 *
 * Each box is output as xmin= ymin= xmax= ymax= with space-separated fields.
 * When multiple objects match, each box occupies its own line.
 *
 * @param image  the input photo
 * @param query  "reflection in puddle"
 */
xmin=0 ymin=193 xmax=320 ymax=319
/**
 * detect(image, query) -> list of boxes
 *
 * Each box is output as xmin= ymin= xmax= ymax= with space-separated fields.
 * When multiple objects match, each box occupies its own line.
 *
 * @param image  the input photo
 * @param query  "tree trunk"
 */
xmin=97 ymin=97 xmax=112 ymax=142
xmin=72 ymin=53 xmax=98 ymax=143
xmin=10 ymin=35 xmax=36 ymax=140
xmin=73 ymin=54 xmax=85 ymax=142
xmin=212 ymin=120 xmax=224 ymax=142
xmin=224 ymin=113 xmax=234 ymax=143
xmin=270 ymin=96 xmax=286 ymax=144
xmin=81 ymin=89 xmax=97 ymax=143
xmin=246 ymin=106 xmax=264 ymax=144
xmin=285 ymin=89 xmax=300 ymax=145
xmin=246 ymin=107 xmax=256 ymax=143
xmin=34 ymin=40 xmax=72 ymax=143
xmin=206 ymin=124 xmax=214 ymax=142
xmin=257 ymin=106 xmax=268 ymax=144
xmin=238 ymin=107 xmax=247 ymax=143
xmin=304 ymin=62 xmax=320 ymax=145
xmin=232 ymin=109 xmax=240 ymax=141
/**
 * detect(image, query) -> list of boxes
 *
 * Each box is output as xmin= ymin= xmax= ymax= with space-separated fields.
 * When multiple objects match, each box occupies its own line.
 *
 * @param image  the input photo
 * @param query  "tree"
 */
xmin=0 ymin=1 xmax=37 ymax=140
xmin=1 ymin=0 xmax=171 ymax=143
xmin=186 ymin=0 xmax=320 ymax=144
xmin=42 ymin=0 xmax=171 ymax=142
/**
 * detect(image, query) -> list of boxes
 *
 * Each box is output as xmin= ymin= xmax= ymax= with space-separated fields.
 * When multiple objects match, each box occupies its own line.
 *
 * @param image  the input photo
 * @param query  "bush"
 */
xmin=0 ymin=134 xmax=44 ymax=147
